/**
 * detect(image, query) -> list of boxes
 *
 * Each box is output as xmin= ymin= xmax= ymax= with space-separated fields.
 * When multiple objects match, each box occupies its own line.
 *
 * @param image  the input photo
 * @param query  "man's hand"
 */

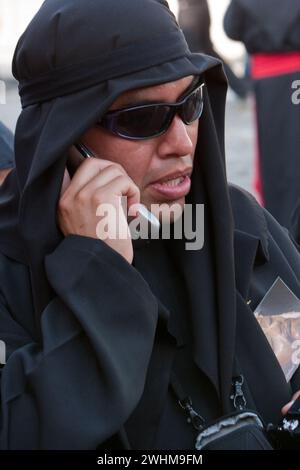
xmin=281 ymin=390 xmax=300 ymax=415
xmin=58 ymin=158 xmax=140 ymax=264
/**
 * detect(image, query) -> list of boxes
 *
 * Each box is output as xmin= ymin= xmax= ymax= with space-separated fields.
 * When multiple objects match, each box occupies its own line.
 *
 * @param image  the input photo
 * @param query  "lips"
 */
xmin=150 ymin=168 xmax=192 ymax=185
xmin=149 ymin=173 xmax=192 ymax=200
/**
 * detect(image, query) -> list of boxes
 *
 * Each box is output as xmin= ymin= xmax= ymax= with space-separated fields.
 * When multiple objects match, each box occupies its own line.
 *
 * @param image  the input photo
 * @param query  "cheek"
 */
xmin=188 ymin=121 xmax=199 ymax=165
xmin=83 ymin=128 xmax=153 ymax=188
xmin=120 ymin=157 xmax=150 ymax=188
xmin=190 ymin=120 xmax=199 ymax=148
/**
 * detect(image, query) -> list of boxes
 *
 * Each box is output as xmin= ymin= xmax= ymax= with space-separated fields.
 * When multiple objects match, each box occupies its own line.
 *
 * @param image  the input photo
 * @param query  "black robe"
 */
xmin=0 ymin=0 xmax=300 ymax=450
xmin=224 ymin=0 xmax=300 ymax=227
xmin=1 ymin=186 xmax=300 ymax=449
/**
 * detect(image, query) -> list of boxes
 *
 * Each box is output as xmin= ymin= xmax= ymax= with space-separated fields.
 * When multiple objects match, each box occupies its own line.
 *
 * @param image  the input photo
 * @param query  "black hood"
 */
xmin=0 ymin=0 xmax=236 ymax=411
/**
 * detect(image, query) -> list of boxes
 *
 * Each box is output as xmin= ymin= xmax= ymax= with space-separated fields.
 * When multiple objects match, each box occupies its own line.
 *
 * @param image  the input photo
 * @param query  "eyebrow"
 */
xmin=118 ymin=75 xmax=201 ymax=108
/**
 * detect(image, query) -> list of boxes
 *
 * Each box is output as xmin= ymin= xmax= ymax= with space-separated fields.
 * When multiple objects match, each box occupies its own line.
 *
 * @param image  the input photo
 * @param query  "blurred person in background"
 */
xmin=224 ymin=0 xmax=300 ymax=227
xmin=0 ymin=121 xmax=14 ymax=184
xmin=178 ymin=0 xmax=249 ymax=98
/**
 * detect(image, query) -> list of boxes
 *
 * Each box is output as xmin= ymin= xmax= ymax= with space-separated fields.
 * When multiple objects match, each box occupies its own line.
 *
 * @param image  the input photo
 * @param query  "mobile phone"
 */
xmin=66 ymin=143 xmax=92 ymax=177
xmin=67 ymin=142 xmax=160 ymax=232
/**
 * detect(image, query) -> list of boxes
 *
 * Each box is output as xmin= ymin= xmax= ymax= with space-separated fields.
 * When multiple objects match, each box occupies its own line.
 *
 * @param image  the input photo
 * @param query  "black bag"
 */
xmin=170 ymin=373 xmax=274 ymax=450
xmin=195 ymin=410 xmax=273 ymax=450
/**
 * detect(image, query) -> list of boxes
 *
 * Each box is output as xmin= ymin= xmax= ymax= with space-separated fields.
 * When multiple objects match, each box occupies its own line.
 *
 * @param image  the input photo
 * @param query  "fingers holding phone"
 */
xmin=58 ymin=145 xmax=140 ymax=264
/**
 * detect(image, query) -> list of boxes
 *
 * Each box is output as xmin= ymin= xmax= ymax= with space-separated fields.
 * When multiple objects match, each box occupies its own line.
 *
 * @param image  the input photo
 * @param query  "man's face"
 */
xmin=0 ymin=168 xmax=12 ymax=185
xmin=81 ymin=75 xmax=199 ymax=221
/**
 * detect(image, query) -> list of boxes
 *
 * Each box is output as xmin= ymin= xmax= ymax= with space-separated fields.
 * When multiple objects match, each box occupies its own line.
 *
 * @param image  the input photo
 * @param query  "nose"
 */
xmin=157 ymin=115 xmax=194 ymax=158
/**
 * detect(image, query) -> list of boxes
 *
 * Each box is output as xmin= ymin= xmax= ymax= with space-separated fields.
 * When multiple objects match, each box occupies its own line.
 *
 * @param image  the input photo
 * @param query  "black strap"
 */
xmin=170 ymin=372 xmax=205 ymax=431
xmin=230 ymin=375 xmax=247 ymax=411
xmin=170 ymin=362 xmax=247 ymax=431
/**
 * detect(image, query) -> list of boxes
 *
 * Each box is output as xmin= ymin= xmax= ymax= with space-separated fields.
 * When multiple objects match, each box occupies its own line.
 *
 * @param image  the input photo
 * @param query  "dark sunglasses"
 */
xmin=97 ymin=82 xmax=205 ymax=141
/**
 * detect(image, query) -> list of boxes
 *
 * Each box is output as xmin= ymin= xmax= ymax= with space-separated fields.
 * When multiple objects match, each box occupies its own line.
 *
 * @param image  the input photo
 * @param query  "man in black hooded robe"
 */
xmin=224 ymin=0 xmax=300 ymax=227
xmin=0 ymin=0 xmax=300 ymax=450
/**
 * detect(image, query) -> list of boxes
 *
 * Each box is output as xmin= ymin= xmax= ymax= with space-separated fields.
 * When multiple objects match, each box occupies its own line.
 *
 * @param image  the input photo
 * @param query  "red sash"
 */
xmin=251 ymin=52 xmax=300 ymax=79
